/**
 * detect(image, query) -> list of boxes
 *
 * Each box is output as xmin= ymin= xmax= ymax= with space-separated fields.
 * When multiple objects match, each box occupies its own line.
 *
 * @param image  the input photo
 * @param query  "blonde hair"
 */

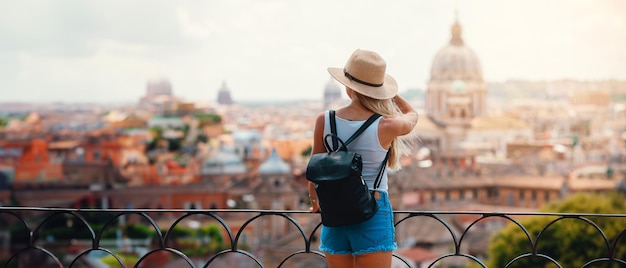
xmin=354 ymin=92 xmax=416 ymax=171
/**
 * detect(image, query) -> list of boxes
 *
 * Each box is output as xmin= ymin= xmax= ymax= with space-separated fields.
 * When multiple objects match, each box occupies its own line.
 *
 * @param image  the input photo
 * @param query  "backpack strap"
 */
xmin=373 ymin=150 xmax=390 ymax=190
xmin=329 ymin=110 xmax=382 ymax=151
xmin=343 ymin=113 xmax=382 ymax=147
xmin=329 ymin=110 xmax=388 ymax=190
xmin=329 ymin=110 xmax=339 ymax=150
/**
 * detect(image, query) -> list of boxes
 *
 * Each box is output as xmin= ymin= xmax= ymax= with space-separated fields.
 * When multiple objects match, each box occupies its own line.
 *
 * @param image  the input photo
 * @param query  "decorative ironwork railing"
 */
xmin=1 ymin=207 xmax=625 ymax=268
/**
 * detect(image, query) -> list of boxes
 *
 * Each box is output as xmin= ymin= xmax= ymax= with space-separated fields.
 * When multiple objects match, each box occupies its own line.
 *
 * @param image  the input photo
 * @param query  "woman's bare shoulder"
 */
xmin=315 ymin=111 xmax=326 ymax=123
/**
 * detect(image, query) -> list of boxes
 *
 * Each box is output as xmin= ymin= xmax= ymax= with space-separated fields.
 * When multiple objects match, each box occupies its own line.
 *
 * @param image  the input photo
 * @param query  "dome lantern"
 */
xmin=429 ymin=19 xmax=483 ymax=81
xmin=450 ymin=20 xmax=464 ymax=46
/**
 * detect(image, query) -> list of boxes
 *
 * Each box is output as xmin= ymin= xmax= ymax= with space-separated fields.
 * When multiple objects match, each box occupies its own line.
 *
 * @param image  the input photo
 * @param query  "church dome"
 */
xmin=324 ymin=78 xmax=341 ymax=95
xmin=217 ymin=81 xmax=234 ymax=105
xmin=323 ymin=77 xmax=343 ymax=109
xmin=146 ymin=78 xmax=173 ymax=97
xmin=430 ymin=20 xmax=483 ymax=81
xmin=202 ymin=145 xmax=247 ymax=175
xmin=259 ymin=148 xmax=290 ymax=175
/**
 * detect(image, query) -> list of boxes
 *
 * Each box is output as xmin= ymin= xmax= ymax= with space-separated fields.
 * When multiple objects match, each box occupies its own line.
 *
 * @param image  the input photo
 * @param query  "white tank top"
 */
xmin=323 ymin=110 xmax=389 ymax=192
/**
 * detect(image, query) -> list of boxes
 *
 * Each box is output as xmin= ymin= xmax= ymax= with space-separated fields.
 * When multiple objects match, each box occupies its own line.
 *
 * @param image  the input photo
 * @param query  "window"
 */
xmin=69 ymin=170 xmax=79 ymax=180
xmin=487 ymin=188 xmax=499 ymax=199
xmin=184 ymin=202 xmax=202 ymax=209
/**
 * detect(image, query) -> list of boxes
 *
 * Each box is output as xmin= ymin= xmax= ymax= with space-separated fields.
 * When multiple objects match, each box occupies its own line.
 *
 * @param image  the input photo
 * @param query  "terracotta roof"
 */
xmin=48 ymin=140 xmax=80 ymax=150
xmin=395 ymin=247 xmax=439 ymax=262
xmin=494 ymin=175 xmax=564 ymax=189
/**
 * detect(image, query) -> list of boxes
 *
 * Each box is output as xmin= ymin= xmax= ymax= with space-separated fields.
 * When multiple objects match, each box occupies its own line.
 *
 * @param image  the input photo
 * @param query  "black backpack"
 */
xmin=306 ymin=110 xmax=388 ymax=227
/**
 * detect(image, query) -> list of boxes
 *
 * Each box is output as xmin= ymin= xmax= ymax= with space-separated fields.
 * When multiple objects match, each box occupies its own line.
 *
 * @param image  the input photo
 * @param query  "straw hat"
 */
xmin=328 ymin=49 xmax=398 ymax=100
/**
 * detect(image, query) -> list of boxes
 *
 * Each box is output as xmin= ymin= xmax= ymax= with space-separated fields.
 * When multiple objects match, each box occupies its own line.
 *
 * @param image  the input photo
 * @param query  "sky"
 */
xmin=0 ymin=0 xmax=625 ymax=104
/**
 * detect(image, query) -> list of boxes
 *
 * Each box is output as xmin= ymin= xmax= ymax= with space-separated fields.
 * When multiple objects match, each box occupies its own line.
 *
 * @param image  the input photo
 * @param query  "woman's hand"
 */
xmin=389 ymin=95 xmax=419 ymax=135
xmin=308 ymin=182 xmax=320 ymax=212
xmin=310 ymin=199 xmax=320 ymax=212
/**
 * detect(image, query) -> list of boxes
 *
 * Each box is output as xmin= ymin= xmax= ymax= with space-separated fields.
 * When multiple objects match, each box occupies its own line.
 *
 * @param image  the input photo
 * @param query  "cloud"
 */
xmin=0 ymin=0 xmax=625 ymax=103
xmin=176 ymin=7 xmax=211 ymax=40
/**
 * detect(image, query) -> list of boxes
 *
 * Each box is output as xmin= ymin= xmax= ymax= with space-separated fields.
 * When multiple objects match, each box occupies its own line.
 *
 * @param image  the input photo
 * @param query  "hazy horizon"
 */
xmin=1 ymin=0 xmax=625 ymax=104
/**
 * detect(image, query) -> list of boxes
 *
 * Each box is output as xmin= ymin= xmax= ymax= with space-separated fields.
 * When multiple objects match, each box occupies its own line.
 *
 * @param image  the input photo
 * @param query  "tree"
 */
xmin=301 ymin=145 xmax=312 ymax=157
xmin=0 ymin=116 xmax=8 ymax=127
xmin=194 ymin=113 xmax=222 ymax=127
xmin=488 ymin=192 xmax=626 ymax=267
xmin=146 ymin=127 xmax=164 ymax=152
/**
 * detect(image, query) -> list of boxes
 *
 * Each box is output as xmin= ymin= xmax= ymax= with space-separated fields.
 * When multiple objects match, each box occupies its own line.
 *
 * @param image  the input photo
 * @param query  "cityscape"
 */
xmin=1 ymin=1 xmax=626 ymax=267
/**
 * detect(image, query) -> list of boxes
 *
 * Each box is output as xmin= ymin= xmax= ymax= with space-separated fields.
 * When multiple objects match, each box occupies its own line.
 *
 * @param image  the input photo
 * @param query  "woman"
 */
xmin=308 ymin=49 xmax=419 ymax=268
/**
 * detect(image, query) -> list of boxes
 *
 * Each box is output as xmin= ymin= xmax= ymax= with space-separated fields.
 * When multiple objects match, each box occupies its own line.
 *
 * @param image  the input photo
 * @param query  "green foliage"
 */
xmin=0 ymin=116 xmax=8 ymax=127
xmin=166 ymin=138 xmax=182 ymax=151
xmin=196 ymin=134 xmax=209 ymax=143
xmin=202 ymin=224 xmax=227 ymax=252
xmin=146 ymin=139 xmax=159 ymax=152
xmin=100 ymin=226 xmax=118 ymax=239
xmin=159 ymin=225 xmax=193 ymax=238
xmin=8 ymin=222 xmax=29 ymax=245
xmin=157 ymin=224 xmax=228 ymax=256
xmin=488 ymin=192 xmax=626 ymax=268
xmin=150 ymin=127 xmax=164 ymax=138
xmin=194 ymin=113 xmax=222 ymax=125
xmin=101 ymin=253 xmax=139 ymax=267
xmin=146 ymin=127 xmax=164 ymax=152
xmin=39 ymin=212 xmax=121 ymax=240
xmin=183 ymin=124 xmax=190 ymax=137
xmin=125 ymin=223 xmax=153 ymax=239
xmin=7 ymin=211 xmax=150 ymax=244
xmin=301 ymin=145 xmax=312 ymax=157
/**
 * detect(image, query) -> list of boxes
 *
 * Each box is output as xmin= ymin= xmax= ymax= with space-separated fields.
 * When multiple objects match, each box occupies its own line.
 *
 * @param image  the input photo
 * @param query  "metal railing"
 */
xmin=1 ymin=207 xmax=626 ymax=268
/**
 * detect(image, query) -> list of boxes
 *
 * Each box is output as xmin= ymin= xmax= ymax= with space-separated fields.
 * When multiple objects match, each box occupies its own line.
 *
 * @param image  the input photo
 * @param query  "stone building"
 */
xmin=138 ymin=78 xmax=178 ymax=114
xmin=217 ymin=81 xmax=234 ymax=105
xmin=323 ymin=77 xmax=343 ymax=110
xmin=416 ymin=18 xmax=531 ymax=160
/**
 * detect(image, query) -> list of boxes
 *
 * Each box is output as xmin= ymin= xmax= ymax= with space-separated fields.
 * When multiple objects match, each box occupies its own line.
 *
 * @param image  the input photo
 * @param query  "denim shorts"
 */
xmin=319 ymin=191 xmax=397 ymax=256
